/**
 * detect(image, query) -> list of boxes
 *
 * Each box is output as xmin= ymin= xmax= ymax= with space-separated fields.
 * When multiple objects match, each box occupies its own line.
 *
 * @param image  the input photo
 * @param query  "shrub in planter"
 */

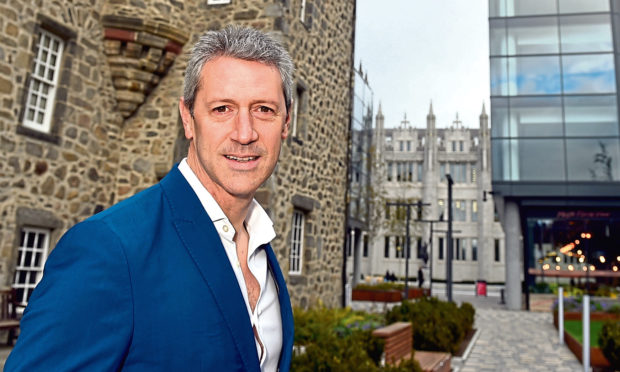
xmin=599 ymin=320 xmax=620 ymax=370
xmin=385 ymin=297 xmax=475 ymax=354
xmin=292 ymin=306 xmax=422 ymax=372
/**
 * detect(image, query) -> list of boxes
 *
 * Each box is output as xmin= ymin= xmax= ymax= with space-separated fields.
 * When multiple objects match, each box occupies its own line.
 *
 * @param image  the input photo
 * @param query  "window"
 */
xmin=438 ymin=199 xmax=445 ymax=220
xmin=407 ymin=162 xmax=414 ymax=182
xmin=471 ymin=200 xmax=478 ymax=222
xmin=417 ymin=163 xmax=423 ymax=182
xmin=300 ymin=0 xmax=307 ymax=21
xmin=459 ymin=141 xmax=464 ymax=152
xmin=207 ymin=0 xmax=231 ymax=3
xmin=387 ymin=162 xmax=393 ymax=182
xmin=451 ymin=141 xmax=456 ymax=152
xmin=395 ymin=237 xmax=403 ymax=258
xmin=472 ymin=238 xmax=478 ymax=261
xmin=438 ymin=237 xmax=444 ymax=260
xmin=471 ymin=165 xmax=477 ymax=183
xmin=453 ymin=238 xmax=462 ymax=260
xmin=384 ymin=236 xmax=390 ymax=258
xmin=453 ymin=200 xmax=466 ymax=221
xmin=450 ymin=163 xmax=467 ymax=183
xmin=440 ymin=162 xmax=446 ymax=181
xmin=407 ymin=141 xmax=411 ymax=151
xmin=289 ymin=210 xmax=304 ymax=275
xmin=417 ymin=238 xmax=423 ymax=259
xmin=290 ymin=83 xmax=307 ymax=140
xmin=363 ymin=235 xmax=369 ymax=257
xmin=396 ymin=163 xmax=402 ymax=182
xmin=399 ymin=141 xmax=404 ymax=152
xmin=462 ymin=240 xmax=467 ymax=260
xmin=494 ymin=239 xmax=501 ymax=262
xmin=23 ymin=29 xmax=64 ymax=133
xmin=13 ymin=227 xmax=50 ymax=305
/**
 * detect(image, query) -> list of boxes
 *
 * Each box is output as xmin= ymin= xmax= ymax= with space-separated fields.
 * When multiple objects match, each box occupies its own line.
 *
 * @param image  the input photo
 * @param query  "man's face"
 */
xmin=180 ymin=56 xmax=289 ymax=202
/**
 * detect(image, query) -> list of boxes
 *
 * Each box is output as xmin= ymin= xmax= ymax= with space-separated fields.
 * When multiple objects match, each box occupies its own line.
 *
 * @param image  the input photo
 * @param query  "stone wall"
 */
xmin=0 ymin=0 xmax=355 ymax=308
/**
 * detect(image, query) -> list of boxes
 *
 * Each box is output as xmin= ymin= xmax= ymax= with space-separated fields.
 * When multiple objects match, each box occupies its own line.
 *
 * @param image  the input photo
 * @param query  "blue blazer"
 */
xmin=5 ymin=166 xmax=294 ymax=371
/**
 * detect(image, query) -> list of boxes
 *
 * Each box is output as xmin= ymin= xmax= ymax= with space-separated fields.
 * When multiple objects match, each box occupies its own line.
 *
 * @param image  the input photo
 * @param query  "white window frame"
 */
xmin=300 ymin=0 xmax=307 ymax=22
xmin=13 ymin=227 xmax=50 ymax=306
xmin=22 ymin=29 xmax=64 ymax=133
xmin=289 ymin=210 xmax=305 ymax=275
xmin=207 ymin=0 xmax=231 ymax=4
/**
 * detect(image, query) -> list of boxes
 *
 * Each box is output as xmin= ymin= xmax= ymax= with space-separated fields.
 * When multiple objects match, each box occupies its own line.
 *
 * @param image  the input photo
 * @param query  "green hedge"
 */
xmin=599 ymin=321 xmax=620 ymax=369
xmin=385 ymin=297 xmax=475 ymax=354
xmin=293 ymin=306 xmax=422 ymax=372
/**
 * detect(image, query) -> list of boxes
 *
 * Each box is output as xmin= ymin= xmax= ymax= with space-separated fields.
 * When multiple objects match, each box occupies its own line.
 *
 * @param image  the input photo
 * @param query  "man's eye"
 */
xmin=258 ymin=106 xmax=274 ymax=113
xmin=213 ymin=106 xmax=229 ymax=113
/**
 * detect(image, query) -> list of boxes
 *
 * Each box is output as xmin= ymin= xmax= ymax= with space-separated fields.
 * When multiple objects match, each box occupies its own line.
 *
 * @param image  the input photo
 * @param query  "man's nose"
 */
xmin=232 ymin=110 xmax=258 ymax=144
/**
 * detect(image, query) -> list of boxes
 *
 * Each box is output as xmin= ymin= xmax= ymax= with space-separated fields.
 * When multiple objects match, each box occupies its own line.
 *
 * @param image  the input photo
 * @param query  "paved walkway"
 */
xmin=458 ymin=303 xmax=582 ymax=372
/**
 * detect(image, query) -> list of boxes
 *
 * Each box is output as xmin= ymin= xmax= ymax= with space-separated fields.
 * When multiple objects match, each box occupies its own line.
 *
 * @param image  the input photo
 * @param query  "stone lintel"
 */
xmin=292 ymin=194 xmax=320 ymax=212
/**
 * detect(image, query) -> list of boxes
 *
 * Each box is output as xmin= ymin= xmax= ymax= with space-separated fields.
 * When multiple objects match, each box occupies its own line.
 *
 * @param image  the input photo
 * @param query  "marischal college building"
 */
xmin=0 ymin=0 xmax=355 ymax=309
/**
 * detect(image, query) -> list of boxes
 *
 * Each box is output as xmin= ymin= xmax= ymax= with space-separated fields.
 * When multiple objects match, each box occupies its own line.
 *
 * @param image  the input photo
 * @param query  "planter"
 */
xmin=352 ymin=289 xmax=401 ymax=302
xmin=553 ymin=311 xmax=620 ymax=328
xmin=352 ymin=288 xmax=431 ymax=302
xmin=564 ymin=329 xmax=610 ymax=369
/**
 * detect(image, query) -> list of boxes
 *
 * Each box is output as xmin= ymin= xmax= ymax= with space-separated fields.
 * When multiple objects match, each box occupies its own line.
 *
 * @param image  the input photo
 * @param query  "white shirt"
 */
xmin=178 ymin=159 xmax=283 ymax=372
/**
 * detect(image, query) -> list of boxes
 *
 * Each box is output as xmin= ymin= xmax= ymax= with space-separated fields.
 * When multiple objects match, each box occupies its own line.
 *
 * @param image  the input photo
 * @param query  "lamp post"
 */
xmin=446 ymin=174 xmax=454 ymax=302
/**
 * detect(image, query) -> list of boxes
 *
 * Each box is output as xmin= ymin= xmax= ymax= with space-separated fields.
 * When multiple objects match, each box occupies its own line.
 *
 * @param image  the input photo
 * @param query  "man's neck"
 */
xmin=185 ymin=155 xmax=253 ymax=231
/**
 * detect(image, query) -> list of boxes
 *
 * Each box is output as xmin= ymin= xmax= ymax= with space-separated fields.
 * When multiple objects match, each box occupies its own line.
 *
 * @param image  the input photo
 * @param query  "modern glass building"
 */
xmin=346 ymin=63 xmax=374 ymax=288
xmin=489 ymin=0 xmax=620 ymax=310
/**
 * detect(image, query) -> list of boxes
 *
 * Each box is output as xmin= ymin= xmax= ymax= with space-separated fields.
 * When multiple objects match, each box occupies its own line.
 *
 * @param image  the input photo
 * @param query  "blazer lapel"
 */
xmin=265 ymin=244 xmax=294 ymax=372
xmin=160 ymin=167 xmax=260 ymax=372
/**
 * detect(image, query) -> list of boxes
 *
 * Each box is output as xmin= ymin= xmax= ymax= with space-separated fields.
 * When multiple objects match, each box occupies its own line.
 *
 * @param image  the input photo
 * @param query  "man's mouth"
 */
xmin=225 ymin=155 xmax=258 ymax=162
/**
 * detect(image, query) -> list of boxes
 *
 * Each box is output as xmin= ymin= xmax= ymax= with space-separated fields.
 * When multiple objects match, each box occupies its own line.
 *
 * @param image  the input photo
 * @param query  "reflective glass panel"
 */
xmin=492 ymin=139 xmax=514 ymax=180
xmin=559 ymin=0 xmax=609 ymax=13
xmin=510 ymin=96 xmax=563 ymax=137
xmin=518 ymin=139 xmax=566 ymax=181
xmin=562 ymin=54 xmax=616 ymax=94
xmin=491 ymin=57 xmax=508 ymax=96
xmin=564 ymin=95 xmax=619 ymax=136
xmin=560 ymin=15 xmax=613 ymax=53
xmin=491 ymin=98 xmax=509 ymax=137
xmin=506 ymin=17 xmax=559 ymax=55
xmin=509 ymin=56 xmax=561 ymax=95
xmin=566 ymin=138 xmax=620 ymax=181
xmin=490 ymin=19 xmax=507 ymax=56
xmin=508 ymin=0 xmax=557 ymax=16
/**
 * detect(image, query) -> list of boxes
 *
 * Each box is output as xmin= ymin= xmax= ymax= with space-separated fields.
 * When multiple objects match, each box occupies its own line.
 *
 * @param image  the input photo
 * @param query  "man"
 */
xmin=6 ymin=26 xmax=294 ymax=372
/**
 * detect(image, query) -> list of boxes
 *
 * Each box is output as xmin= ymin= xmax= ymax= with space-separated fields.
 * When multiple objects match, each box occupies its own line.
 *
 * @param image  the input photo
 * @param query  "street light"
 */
xmin=446 ymin=174 xmax=454 ymax=303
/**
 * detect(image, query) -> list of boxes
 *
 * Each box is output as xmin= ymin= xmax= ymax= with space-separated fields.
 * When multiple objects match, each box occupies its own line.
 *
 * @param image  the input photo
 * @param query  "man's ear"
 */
xmin=281 ymin=105 xmax=291 ymax=139
xmin=179 ymin=97 xmax=194 ymax=140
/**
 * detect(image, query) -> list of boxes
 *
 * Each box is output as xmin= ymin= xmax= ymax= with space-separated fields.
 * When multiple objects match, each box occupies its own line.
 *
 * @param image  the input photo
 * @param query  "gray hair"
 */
xmin=183 ymin=25 xmax=294 ymax=116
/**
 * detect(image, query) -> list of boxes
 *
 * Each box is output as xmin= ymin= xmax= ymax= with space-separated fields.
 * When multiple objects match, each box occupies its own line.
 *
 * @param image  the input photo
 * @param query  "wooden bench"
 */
xmin=0 ymin=288 xmax=21 ymax=345
xmin=372 ymin=322 xmax=412 ymax=365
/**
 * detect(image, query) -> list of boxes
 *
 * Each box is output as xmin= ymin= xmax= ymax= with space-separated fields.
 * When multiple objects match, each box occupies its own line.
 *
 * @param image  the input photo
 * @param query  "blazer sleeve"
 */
xmin=5 ymin=220 xmax=134 ymax=371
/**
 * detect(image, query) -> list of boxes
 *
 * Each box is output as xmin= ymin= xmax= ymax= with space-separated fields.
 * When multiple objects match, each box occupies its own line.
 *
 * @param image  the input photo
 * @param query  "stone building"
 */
xmin=0 ymin=0 xmax=355 ymax=309
xmin=348 ymin=104 xmax=505 ymax=285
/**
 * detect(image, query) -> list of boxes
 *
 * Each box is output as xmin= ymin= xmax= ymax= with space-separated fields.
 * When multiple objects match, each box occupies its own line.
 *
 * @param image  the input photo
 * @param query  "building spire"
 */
xmin=428 ymin=100 xmax=434 ymax=115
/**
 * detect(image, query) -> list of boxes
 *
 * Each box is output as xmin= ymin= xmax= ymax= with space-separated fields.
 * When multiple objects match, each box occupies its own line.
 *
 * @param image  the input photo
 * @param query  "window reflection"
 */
xmin=490 ymin=19 xmax=507 ymax=56
xmin=564 ymin=95 xmax=619 ymax=137
xmin=509 ymin=56 xmax=561 ymax=95
xmin=511 ymin=97 xmax=563 ymax=137
xmin=566 ymin=138 xmax=619 ymax=181
xmin=490 ymin=0 xmax=557 ymax=17
xmin=559 ymin=0 xmax=609 ymax=14
xmin=519 ymin=139 xmax=565 ymax=181
xmin=490 ymin=57 xmax=508 ymax=96
xmin=506 ymin=17 xmax=559 ymax=55
xmin=562 ymin=54 xmax=616 ymax=94
xmin=491 ymin=98 xmax=509 ymax=137
xmin=560 ymin=15 xmax=613 ymax=53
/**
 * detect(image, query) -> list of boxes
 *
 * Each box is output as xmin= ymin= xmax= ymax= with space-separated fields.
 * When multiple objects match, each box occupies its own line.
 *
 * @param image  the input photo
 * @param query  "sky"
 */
xmin=354 ymin=0 xmax=490 ymax=129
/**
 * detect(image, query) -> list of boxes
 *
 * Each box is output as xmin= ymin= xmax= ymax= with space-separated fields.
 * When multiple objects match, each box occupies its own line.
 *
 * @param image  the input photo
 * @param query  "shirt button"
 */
xmin=223 ymin=225 xmax=229 ymax=232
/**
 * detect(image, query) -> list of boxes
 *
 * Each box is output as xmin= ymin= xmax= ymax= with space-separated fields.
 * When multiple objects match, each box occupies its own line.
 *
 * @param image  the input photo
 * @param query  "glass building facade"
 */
xmin=346 ymin=64 xmax=374 ymax=285
xmin=489 ymin=0 xmax=620 ymax=310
